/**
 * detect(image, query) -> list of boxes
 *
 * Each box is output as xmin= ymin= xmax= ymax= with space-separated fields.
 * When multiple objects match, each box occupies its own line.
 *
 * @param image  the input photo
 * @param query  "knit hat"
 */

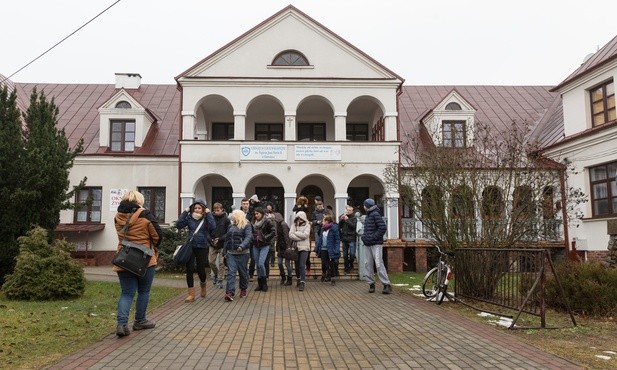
xmin=364 ymin=198 xmax=375 ymax=208
xmin=249 ymin=194 xmax=259 ymax=202
xmin=191 ymin=198 xmax=207 ymax=210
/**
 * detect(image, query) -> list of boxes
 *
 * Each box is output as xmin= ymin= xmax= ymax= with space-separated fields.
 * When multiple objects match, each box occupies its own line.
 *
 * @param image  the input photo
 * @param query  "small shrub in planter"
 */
xmin=546 ymin=261 xmax=617 ymax=317
xmin=2 ymin=226 xmax=85 ymax=300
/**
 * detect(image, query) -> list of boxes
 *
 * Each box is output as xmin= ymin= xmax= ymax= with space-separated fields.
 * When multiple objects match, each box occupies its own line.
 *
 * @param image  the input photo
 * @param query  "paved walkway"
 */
xmin=47 ymin=267 xmax=582 ymax=369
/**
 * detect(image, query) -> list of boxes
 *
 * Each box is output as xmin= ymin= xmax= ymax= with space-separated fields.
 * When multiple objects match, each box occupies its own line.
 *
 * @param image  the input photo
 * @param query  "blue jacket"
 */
xmin=361 ymin=206 xmax=386 ymax=246
xmin=316 ymin=223 xmax=340 ymax=259
xmin=176 ymin=199 xmax=216 ymax=248
xmin=225 ymin=223 xmax=253 ymax=255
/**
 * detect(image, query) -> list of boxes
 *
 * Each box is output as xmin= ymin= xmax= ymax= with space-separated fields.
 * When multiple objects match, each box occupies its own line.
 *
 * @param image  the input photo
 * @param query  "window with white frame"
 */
xmin=110 ymin=120 xmax=135 ymax=151
xmin=442 ymin=120 xmax=466 ymax=148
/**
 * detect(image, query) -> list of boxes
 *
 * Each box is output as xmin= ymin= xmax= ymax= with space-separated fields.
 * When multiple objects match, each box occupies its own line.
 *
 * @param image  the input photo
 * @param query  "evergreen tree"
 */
xmin=0 ymin=87 xmax=85 ymax=285
xmin=0 ymin=85 xmax=28 ymax=285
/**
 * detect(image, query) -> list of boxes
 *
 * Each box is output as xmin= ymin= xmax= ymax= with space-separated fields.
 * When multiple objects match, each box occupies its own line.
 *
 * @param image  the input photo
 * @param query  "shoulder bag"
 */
xmin=173 ymin=218 xmax=204 ymax=265
xmin=112 ymin=209 xmax=154 ymax=277
xmin=284 ymin=240 xmax=299 ymax=261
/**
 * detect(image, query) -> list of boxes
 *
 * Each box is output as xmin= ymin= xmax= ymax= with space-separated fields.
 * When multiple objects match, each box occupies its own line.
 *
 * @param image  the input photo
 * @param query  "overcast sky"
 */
xmin=2 ymin=0 xmax=616 ymax=86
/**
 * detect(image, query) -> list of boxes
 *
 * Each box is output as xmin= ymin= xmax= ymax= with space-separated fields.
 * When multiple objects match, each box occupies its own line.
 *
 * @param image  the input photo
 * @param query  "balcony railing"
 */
xmin=401 ymin=218 xmax=563 ymax=243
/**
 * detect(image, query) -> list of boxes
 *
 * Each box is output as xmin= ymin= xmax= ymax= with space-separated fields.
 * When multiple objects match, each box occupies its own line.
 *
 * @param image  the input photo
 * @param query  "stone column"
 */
xmin=233 ymin=111 xmax=246 ymax=140
xmin=285 ymin=114 xmax=296 ymax=141
xmin=181 ymin=111 xmax=195 ymax=140
xmin=385 ymin=192 xmax=400 ymax=239
xmin=334 ymin=112 xmax=347 ymax=141
xmin=284 ymin=192 xmax=297 ymax=225
xmin=384 ymin=112 xmax=398 ymax=141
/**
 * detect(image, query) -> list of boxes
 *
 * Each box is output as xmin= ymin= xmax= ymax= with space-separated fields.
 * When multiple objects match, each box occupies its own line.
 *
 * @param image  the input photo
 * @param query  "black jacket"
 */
xmin=361 ymin=206 xmax=386 ymax=246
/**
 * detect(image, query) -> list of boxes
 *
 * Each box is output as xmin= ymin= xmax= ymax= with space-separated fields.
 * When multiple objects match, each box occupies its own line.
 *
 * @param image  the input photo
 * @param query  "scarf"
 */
xmin=322 ymin=222 xmax=332 ymax=231
xmin=253 ymin=218 xmax=264 ymax=228
xmin=192 ymin=212 xmax=203 ymax=220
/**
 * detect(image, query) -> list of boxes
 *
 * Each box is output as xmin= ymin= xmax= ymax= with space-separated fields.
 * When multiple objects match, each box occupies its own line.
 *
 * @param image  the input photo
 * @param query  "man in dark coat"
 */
xmin=361 ymin=198 xmax=392 ymax=294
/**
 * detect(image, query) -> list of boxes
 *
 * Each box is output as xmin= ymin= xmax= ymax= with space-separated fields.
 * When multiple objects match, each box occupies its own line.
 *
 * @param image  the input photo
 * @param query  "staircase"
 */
xmin=267 ymin=241 xmax=359 ymax=280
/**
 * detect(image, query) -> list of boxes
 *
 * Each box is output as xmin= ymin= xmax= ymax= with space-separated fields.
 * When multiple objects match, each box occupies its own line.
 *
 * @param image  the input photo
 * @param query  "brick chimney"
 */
xmin=115 ymin=73 xmax=141 ymax=89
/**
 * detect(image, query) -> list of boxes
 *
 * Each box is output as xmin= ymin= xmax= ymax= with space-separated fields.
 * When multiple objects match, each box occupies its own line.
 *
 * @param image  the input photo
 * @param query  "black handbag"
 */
xmin=284 ymin=240 xmax=299 ymax=261
xmin=112 ymin=209 xmax=154 ymax=277
xmin=173 ymin=218 xmax=204 ymax=265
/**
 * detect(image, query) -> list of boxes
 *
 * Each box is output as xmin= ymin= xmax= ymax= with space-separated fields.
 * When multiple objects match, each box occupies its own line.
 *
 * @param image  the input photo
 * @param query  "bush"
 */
xmin=156 ymin=226 xmax=188 ymax=272
xmin=2 ymin=226 xmax=85 ymax=300
xmin=547 ymin=261 xmax=617 ymax=317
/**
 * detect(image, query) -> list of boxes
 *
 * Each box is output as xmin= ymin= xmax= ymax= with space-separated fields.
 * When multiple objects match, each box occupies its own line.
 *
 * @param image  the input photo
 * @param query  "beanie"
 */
xmin=250 ymin=194 xmax=259 ymax=202
xmin=364 ymin=198 xmax=375 ymax=208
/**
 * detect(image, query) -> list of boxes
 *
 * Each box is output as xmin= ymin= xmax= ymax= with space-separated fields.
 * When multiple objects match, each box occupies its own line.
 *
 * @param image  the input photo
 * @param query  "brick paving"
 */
xmin=47 ymin=267 xmax=582 ymax=370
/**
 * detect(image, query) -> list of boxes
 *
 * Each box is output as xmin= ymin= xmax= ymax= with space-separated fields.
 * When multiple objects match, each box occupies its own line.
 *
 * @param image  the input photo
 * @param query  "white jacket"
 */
xmin=289 ymin=211 xmax=311 ymax=252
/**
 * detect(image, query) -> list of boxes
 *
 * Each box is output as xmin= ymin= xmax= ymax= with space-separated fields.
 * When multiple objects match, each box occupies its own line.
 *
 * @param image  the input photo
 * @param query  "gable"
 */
xmin=177 ymin=6 xmax=402 ymax=81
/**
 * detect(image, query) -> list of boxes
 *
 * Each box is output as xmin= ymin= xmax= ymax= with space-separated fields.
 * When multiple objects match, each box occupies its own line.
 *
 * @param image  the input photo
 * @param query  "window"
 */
xmin=482 ymin=186 xmax=504 ymax=219
xmin=139 ymin=187 xmax=165 ymax=222
xmin=255 ymin=123 xmax=283 ymax=141
xmin=212 ymin=122 xmax=234 ymax=140
xmin=255 ymin=187 xmax=284 ymax=215
xmin=110 ymin=120 xmax=135 ymax=151
xmin=445 ymin=102 xmax=462 ymax=110
xmin=590 ymin=161 xmax=617 ymax=216
xmin=75 ymin=187 xmax=102 ymax=223
xmin=346 ymin=123 xmax=368 ymax=141
xmin=513 ymin=185 xmax=534 ymax=219
xmin=442 ymin=120 xmax=466 ymax=148
xmin=298 ymin=123 xmax=325 ymax=141
xmin=451 ymin=186 xmax=474 ymax=218
xmin=272 ymin=50 xmax=309 ymax=66
xmin=347 ymin=187 xmax=369 ymax=211
xmin=590 ymin=80 xmax=616 ymax=126
xmin=421 ymin=186 xmax=445 ymax=220
xmin=115 ymin=101 xmax=132 ymax=109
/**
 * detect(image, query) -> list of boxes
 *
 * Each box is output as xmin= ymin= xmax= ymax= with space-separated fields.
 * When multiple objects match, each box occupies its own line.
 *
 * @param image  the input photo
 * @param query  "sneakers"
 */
xmin=224 ymin=292 xmax=234 ymax=301
xmin=368 ymin=283 xmax=375 ymax=293
xmin=298 ymin=282 xmax=305 ymax=291
xmin=116 ymin=324 xmax=130 ymax=337
xmin=132 ymin=319 xmax=155 ymax=331
xmin=216 ymin=280 xmax=223 ymax=289
xmin=383 ymin=284 xmax=393 ymax=295
xmin=239 ymin=289 xmax=247 ymax=298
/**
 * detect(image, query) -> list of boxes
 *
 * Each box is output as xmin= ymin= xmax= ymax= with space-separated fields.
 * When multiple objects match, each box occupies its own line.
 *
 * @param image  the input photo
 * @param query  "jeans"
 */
xmin=249 ymin=246 xmax=256 ymax=277
xmin=186 ymin=247 xmax=208 ymax=287
xmin=342 ymin=240 xmax=356 ymax=271
xmin=278 ymin=255 xmax=292 ymax=278
xmin=255 ymin=245 xmax=270 ymax=278
xmin=295 ymin=250 xmax=308 ymax=282
xmin=116 ymin=266 xmax=156 ymax=325
xmin=226 ymin=253 xmax=249 ymax=294
xmin=364 ymin=244 xmax=391 ymax=285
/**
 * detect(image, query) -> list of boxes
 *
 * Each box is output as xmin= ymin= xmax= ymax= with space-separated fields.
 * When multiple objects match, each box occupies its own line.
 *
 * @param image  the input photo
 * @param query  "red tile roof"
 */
xmin=398 ymin=85 xmax=562 ymax=149
xmin=12 ymin=83 xmax=181 ymax=156
xmin=552 ymin=34 xmax=617 ymax=92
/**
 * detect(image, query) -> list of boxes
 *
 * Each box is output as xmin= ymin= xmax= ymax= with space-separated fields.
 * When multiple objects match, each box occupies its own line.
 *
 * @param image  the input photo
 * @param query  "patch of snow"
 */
xmin=595 ymin=355 xmax=611 ymax=360
xmin=392 ymin=283 xmax=409 ymax=286
xmin=603 ymin=351 xmax=617 ymax=355
xmin=61 ymin=307 xmax=69 ymax=310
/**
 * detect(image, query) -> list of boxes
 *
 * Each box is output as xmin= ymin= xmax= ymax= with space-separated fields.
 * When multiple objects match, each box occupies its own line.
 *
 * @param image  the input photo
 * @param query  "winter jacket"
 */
xmin=338 ymin=213 xmax=358 ymax=242
xmin=289 ymin=211 xmax=311 ymax=252
xmin=252 ymin=217 xmax=276 ymax=248
xmin=113 ymin=200 xmax=162 ymax=272
xmin=175 ymin=199 xmax=216 ymax=248
xmin=317 ymin=223 xmax=340 ymax=259
xmin=311 ymin=208 xmax=326 ymax=233
xmin=225 ymin=223 xmax=253 ymax=255
xmin=361 ymin=205 xmax=387 ymax=246
xmin=209 ymin=211 xmax=231 ymax=249
xmin=275 ymin=221 xmax=291 ymax=255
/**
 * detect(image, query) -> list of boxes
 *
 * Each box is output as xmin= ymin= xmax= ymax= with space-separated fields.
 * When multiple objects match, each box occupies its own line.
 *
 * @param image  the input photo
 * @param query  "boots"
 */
xmin=254 ymin=277 xmax=263 ymax=291
xmin=200 ymin=281 xmax=207 ymax=298
xmin=383 ymin=284 xmax=392 ymax=295
xmin=185 ymin=287 xmax=195 ymax=302
xmin=262 ymin=277 xmax=268 ymax=292
xmin=284 ymin=276 xmax=292 ymax=286
xmin=280 ymin=274 xmax=286 ymax=285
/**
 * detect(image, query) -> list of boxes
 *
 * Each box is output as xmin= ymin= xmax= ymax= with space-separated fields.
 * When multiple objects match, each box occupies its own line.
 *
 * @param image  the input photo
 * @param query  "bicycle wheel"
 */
xmin=421 ymin=267 xmax=439 ymax=298
xmin=435 ymin=266 xmax=448 ymax=305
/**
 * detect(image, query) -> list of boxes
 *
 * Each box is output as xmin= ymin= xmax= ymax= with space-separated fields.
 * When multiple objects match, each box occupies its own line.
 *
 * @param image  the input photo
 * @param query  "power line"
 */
xmin=0 ymin=0 xmax=121 ymax=84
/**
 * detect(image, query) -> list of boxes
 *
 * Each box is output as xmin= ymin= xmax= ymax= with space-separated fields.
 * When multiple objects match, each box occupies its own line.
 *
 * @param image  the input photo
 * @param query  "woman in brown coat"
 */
xmin=113 ymin=190 xmax=162 ymax=337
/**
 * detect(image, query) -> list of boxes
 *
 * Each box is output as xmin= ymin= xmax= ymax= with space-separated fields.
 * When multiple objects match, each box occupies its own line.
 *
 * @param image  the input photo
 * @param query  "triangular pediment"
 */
xmin=98 ymin=89 xmax=144 ymax=111
xmin=177 ymin=6 xmax=402 ymax=81
xmin=434 ymin=90 xmax=476 ymax=112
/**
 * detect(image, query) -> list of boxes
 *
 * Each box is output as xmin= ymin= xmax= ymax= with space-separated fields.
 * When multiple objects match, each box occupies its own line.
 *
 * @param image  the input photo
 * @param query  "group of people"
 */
xmin=111 ymin=190 xmax=392 ymax=338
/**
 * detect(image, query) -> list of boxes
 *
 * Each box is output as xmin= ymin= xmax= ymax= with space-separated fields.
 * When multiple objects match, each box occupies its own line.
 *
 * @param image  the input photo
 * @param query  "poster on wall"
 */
xmin=110 ymin=188 xmax=128 ymax=211
xmin=239 ymin=144 xmax=287 ymax=160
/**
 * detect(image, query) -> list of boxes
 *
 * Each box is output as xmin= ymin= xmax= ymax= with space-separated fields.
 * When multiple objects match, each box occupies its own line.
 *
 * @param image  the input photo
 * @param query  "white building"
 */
xmin=4 ymin=6 xmax=615 ymax=267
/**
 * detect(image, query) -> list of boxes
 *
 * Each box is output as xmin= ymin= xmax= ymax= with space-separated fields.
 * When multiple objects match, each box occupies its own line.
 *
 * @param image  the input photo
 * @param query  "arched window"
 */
xmin=421 ymin=186 xmax=445 ymax=220
xmin=445 ymin=102 xmax=462 ymax=110
xmin=115 ymin=101 xmax=131 ymax=109
xmin=513 ymin=185 xmax=534 ymax=219
xmin=272 ymin=50 xmax=309 ymax=66
xmin=482 ymin=186 xmax=504 ymax=219
xmin=451 ymin=185 xmax=474 ymax=219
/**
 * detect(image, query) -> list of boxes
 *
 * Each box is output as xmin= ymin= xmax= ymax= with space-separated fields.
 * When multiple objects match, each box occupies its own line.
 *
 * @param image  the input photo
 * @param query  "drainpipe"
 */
xmin=559 ymin=166 xmax=570 ymax=260
xmin=177 ymin=81 xmax=183 ymax=215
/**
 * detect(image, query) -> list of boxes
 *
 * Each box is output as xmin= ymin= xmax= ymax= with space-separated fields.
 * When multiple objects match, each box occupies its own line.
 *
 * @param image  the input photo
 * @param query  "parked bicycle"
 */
xmin=421 ymin=245 xmax=455 ymax=305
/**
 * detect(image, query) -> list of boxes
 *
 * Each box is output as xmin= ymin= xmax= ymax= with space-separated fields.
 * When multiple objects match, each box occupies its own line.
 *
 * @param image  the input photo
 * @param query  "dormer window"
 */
xmin=110 ymin=120 xmax=135 ymax=151
xmin=590 ymin=80 xmax=615 ymax=127
xmin=115 ymin=101 xmax=132 ymax=109
xmin=272 ymin=50 xmax=309 ymax=66
xmin=442 ymin=120 xmax=466 ymax=148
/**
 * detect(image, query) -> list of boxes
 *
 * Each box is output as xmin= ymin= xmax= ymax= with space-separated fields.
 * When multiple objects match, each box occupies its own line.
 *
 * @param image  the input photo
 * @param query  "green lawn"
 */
xmin=0 ymin=281 xmax=182 ymax=370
